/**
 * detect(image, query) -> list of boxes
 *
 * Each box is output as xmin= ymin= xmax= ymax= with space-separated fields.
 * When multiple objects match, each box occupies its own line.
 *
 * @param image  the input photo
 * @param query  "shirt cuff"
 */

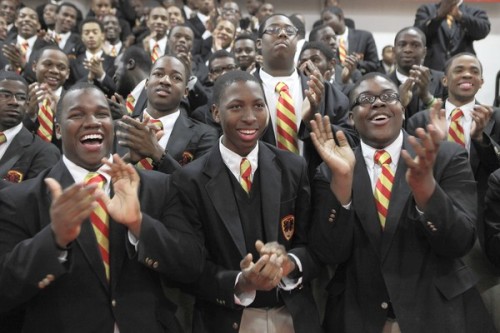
xmin=128 ymin=230 xmax=139 ymax=251
xmin=58 ymin=250 xmax=68 ymax=263
xmin=342 ymin=201 xmax=352 ymax=210
xmin=279 ymin=253 xmax=303 ymax=290
xmin=234 ymin=272 xmax=256 ymax=306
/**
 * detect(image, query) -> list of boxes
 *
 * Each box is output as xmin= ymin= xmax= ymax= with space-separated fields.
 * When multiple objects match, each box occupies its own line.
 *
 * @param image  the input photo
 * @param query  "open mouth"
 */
xmin=458 ymin=82 xmax=473 ymax=90
xmin=238 ymin=129 xmax=258 ymax=140
xmin=80 ymin=133 xmax=103 ymax=148
xmin=369 ymin=113 xmax=391 ymax=125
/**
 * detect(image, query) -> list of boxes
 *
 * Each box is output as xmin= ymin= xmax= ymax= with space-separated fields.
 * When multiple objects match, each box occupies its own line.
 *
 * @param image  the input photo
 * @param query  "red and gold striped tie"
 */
xmin=137 ymin=115 xmax=163 ymax=170
xmin=446 ymin=15 xmax=454 ymax=29
xmin=338 ymin=37 xmax=347 ymax=64
xmin=151 ymin=43 xmax=160 ymax=63
xmin=19 ymin=41 xmax=29 ymax=63
xmin=275 ymin=82 xmax=299 ymax=154
xmin=240 ymin=158 xmax=252 ymax=193
xmin=125 ymin=94 xmax=135 ymax=115
xmin=0 ymin=132 xmax=6 ymax=145
xmin=448 ymin=108 xmax=465 ymax=147
xmin=84 ymin=172 xmax=110 ymax=281
xmin=374 ymin=150 xmax=394 ymax=230
xmin=110 ymin=45 xmax=117 ymax=57
xmin=37 ymin=98 xmax=54 ymax=142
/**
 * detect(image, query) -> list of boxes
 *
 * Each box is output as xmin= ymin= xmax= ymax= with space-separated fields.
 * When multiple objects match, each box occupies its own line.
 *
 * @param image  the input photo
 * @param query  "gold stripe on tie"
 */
xmin=338 ymin=37 xmax=347 ymax=64
xmin=0 ymin=132 xmax=6 ymax=145
xmin=240 ymin=158 xmax=252 ymax=193
xmin=448 ymin=108 xmax=465 ymax=147
xmin=151 ymin=43 xmax=160 ymax=63
xmin=136 ymin=114 xmax=164 ymax=170
xmin=373 ymin=150 xmax=395 ymax=230
xmin=84 ymin=172 xmax=110 ymax=281
xmin=275 ymin=82 xmax=299 ymax=154
xmin=37 ymin=98 xmax=54 ymax=142
xmin=446 ymin=15 xmax=454 ymax=28
xmin=126 ymin=94 xmax=135 ymax=115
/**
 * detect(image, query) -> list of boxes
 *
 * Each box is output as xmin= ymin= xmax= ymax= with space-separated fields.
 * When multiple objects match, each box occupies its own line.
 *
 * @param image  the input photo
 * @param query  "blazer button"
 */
xmin=111 ymin=299 xmax=117 ymax=307
xmin=232 ymin=322 xmax=239 ymax=330
xmin=153 ymin=261 xmax=159 ymax=269
xmin=381 ymin=302 xmax=388 ymax=309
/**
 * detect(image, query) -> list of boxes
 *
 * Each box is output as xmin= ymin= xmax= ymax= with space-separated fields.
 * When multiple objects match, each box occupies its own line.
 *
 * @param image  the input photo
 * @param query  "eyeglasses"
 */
xmin=222 ymin=8 xmax=239 ymax=14
xmin=0 ymin=90 xmax=27 ymax=102
xmin=351 ymin=92 xmax=400 ymax=109
xmin=210 ymin=64 xmax=238 ymax=75
xmin=263 ymin=25 xmax=298 ymax=37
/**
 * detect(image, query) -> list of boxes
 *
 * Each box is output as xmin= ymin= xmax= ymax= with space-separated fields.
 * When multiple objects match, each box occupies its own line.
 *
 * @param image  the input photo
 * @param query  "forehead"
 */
xmin=103 ymin=15 xmax=119 ymax=23
xmin=234 ymin=38 xmax=255 ymax=48
xmin=19 ymin=7 xmax=37 ymax=16
xmin=167 ymin=6 xmax=181 ymax=14
xmin=318 ymin=26 xmax=335 ymax=37
xmin=39 ymin=49 xmax=69 ymax=63
xmin=150 ymin=7 xmax=168 ymax=16
xmin=301 ymin=48 xmax=325 ymax=59
xmin=211 ymin=57 xmax=236 ymax=68
xmin=59 ymin=5 xmax=76 ymax=15
xmin=355 ymin=76 xmax=398 ymax=95
xmin=396 ymin=29 xmax=423 ymax=43
xmin=448 ymin=55 xmax=481 ymax=71
xmin=0 ymin=0 xmax=14 ymax=7
xmin=216 ymin=20 xmax=235 ymax=30
xmin=152 ymin=57 xmax=185 ymax=72
xmin=0 ymin=79 xmax=26 ymax=92
xmin=221 ymin=80 xmax=264 ymax=102
xmin=264 ymin=15 xmax=292 ymax=28
xmin=83 ymin=22 xmax=102 ymax=32
xmin=171 ymin=26 xmax=193 ymax=37
xmin=62 ymin=88 xmax=109 ymax=114
xmin=260 ymin=4 xmax=273 ymax=11
xmin=224 ymin=2 xmax=239 ymax=9
xmin=93 ymin=0 xmax=111 ymax=6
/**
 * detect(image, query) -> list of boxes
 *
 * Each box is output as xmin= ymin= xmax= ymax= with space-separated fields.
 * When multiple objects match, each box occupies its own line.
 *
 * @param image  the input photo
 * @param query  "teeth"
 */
xmin=240 ymin=130 xmax=256 ymax=135
xmin=81 ymin=134 xmax=103 ymax=141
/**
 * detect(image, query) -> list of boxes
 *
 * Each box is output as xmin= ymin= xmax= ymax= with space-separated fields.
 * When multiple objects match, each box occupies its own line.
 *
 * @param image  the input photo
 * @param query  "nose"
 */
xmin=160 ymin=74 xmax=172 ymax=85
xmin=83 ymin=114 xmax=102 ymax=127
xmin=241 ymin=108 xmax=256 ymax=123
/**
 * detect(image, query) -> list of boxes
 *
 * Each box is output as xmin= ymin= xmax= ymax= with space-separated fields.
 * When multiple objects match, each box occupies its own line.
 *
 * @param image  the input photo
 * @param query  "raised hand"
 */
xmin=471 ymin=104 xmax=493 ymax=142
xmin=428 ymin=98 xmax=447 ymax=141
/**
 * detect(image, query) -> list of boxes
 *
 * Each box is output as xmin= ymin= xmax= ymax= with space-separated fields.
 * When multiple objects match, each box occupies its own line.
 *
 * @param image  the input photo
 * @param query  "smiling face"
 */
xmin=213 ymin=19 xmax=235 ymax=50
xmin=103 ymin=15 xmax=121 ymax=42
xmin=166 ymin=5 xmax=184 ymax=28
xmin=15 ymin=7 xmax=40 ymax=39
xmin=214 ymin=80 xmax=268 ymax=156
xmin=351 ymin=75 xmax=404 ymax=149
xmin=56 ymin=87 xmax=113 ymax=171
xmin=233 ymin=38 xmax=256 ymax=71
xmin=0 ymin=79 xmax=27 ymax=131
xmin=394 ymin=29 xmax=426 ymax=74
xmin=443 ymin=54 xmax=483 ymax=106
xmin=34 ymin=49 xmax=70 ymax=90
xmin=55 ymin=5 xmax=77 ymax=33
xmin=147 ymin=6 xmax=168 ymax=40
xmin=145 ymin=56 xmax=187 ymax=116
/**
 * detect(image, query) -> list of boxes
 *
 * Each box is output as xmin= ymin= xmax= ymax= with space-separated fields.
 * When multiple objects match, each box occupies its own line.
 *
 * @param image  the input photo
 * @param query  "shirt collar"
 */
xmin=62 ymin=154 xmax=113 ymax=189
xmin=361 ymin=130 xmax=403 ymax=170
xmin=219 ymin=136 xmax=259 ymax=180
xmin=445 ymin=99 xmax=475 ymax=122
xmin=3 ymin=122 xmax=23 ymax=143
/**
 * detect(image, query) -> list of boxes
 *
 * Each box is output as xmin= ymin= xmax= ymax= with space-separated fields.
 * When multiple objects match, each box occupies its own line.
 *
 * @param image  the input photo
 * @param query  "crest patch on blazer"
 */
xmin=281 ymin=215 xmax=295 ymax=241
xmin=4 ymin=170 xmax=23 ymax=183
xmin=179 ymin=151 xmax=194 ymax=166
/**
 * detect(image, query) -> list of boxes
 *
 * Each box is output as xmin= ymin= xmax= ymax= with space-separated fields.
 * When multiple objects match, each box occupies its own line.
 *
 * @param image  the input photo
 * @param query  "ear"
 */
xmin=183 ymin=87 xmax=188 ymax=98
xmin=126 ymin=58 xmax=136 ymax=70
xmin=441 ymin=75 xmax=448 ymax=88
xmin=256 ymin=38 xmax=262 ymax=51
xmin=144 ymin=78 xmax=149 ymax=89
xmin=32 ymin=60 xmax=37 ymax=73
xmin=211 ymin=104 xmax=220 ymax=123
xmin=422 ymin=47 xmax=427 ymax=62
xmin=55 ymin=123 xmax=62 ymax=140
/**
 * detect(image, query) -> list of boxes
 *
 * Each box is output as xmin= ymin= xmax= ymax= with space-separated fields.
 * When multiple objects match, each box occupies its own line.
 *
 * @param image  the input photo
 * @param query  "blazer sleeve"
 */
xmin=414 ymin=4 xmax=441 ymax=38
xmin=459 ymin=5 xmax=490 ymax=40
xmin=357 ymin=31 xmax=379 ymax=74
xmin=484 ymin=170 xmax=500 ymax=268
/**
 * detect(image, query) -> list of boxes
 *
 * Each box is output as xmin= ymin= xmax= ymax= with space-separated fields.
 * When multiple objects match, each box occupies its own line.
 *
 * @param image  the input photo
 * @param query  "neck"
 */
xmin=262 ymin=64 xmax=294 ymax=77
xmin=396 ymin=66 xmax=410 ymax=76
xmin=146 ymin=106 xmax=179 ymax=119
xmin=448 ymin=96 xmax=475 ymax=107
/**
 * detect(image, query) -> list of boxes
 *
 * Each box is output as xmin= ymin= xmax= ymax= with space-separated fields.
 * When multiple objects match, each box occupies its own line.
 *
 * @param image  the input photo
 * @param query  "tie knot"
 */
xmin=374 ymin=150 xmax=391 ymax=166
xmin=0 ymin=132 xmax=6 ymax=145
xmin=126 ymin=94 xmax=135 ymax=104
xmin=240 ymin=158 xmax=251 ymax=178
xmin=276 ymin=82 xmax=289 ymax=94
xmin=149 ymin=118 xmax=163 ymax=130
xmin=84 ymin=172 xmax=106 ymax=188
xmin=451 ymin=108 xmax=464 ymax=121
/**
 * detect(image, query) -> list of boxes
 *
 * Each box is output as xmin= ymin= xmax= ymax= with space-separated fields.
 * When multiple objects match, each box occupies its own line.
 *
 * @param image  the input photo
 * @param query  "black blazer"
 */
xmin=414 ymin=3 xmax=490 ymax=71
xmin=69 ymin=52 xmax=117 ymax=97
xmin=0 ymin=127 xmax=60 ymax=189
xmin=172 ymin=142 xmax=322 ymax=333
xmin=310 ymin=133 xmax=496 ymax=332
xmin=346 ymin=28 xmax=379 ymax=74
xmin=0 ymin=161 xmax=204 ymax=333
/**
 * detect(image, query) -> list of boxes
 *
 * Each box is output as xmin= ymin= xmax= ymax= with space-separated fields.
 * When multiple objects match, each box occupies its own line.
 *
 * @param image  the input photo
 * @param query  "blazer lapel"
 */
xmin=109 ymin=184 xmax=127 ymax=293
xmin=133 ymin=89 xmax=148 ymax=117
xmin=204 ymin=147 xmax=247 ymax=257
xmin=380 ymin=134 xmax=414 ymax=262
xmin=0 ymin=128 xmax=30 ymax=170
xmin=166 ymin=114 xmax=194 ymax=159
xmin=352 ymin=147 xmax=382 ymax=257
xmin=258 ymin=143 xmax=280 ymax=242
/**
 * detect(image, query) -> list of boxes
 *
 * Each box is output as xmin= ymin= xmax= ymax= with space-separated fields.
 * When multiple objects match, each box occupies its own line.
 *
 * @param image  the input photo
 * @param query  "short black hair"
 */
xmin=321 ymin=6 xmax=343 ymax=19
xmin=33 ymin=45 xmax=68 ymax=64
xmin=394 ymin=26 xmax=426 ymax=46
xmin=289 ymin=14 xmax=305 ymax=39
xmin=443 ymin=52 xmax=483 ymax=75
xmin=208 ymin=49 xmax=236 ymax=70
xmin=56 ymin=2 xmax=78 ymax=15
xmin=121 ymin=46 xmax=152 ymax=73
xmin=234 ymin=32 xmax=256 ymax=44
xmin=167 ymin=23 xmax=194 ymax=40
xmin=213 ymin=70 xmax=263 ymax=106
xmin=151 ymin=54 xmax=190 ymax=83
xmin=257 ymin=13 xmax=292 ymax=38
xmin=300 ymin=41 xmax=335 ymax=62
xmin=0 ymin=71 xmax=28 ymax=87
xmin=349 ymin=72 xmax=398 ymax=106
xmin=56 ymin=82 xmax=105 ymax=123
xmin=382 ymin=45 xmax=393 ymax=54
xmin=79 ymin=17 xmax=104 ymax=34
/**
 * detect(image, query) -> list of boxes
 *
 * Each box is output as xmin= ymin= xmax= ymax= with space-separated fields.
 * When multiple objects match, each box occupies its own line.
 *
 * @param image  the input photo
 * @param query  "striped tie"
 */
xmin=240 ymin=158 xmax=252 ymax=193
xmin=19 ymin=41 xmax=29 ymax=64
xmin=446 ymin=15 xmax=454 ymax=29
xmin=84 ymin=172 xmax=110 ymax=281
xmin=338 ymin=37 xmax=347 ymax=64
xmin=37 ymin=98 xmax=54 ymax=142
xmin=0 ymin=132 xmax=6 ymax=145
xmin=374 ymin=150 xmax=394 ymax=230
xmin=110 ymin=45 xmax=117 ymax=57
xmin=125 ymin=94 xmax=135 ymax=115
xmin=275 ymin=82 xmax=299 ymax=154
xmin=151 ymin=43 xmax=160 ymax=63
xmin=137 ymin=114 xmax=163 ymax=170
xmin=448 ymin=108 xmax=465 ymax=147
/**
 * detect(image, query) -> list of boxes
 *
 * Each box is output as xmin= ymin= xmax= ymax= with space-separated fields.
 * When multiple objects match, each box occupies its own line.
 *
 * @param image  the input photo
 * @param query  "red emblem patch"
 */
xmin=281 ymin=215 xmax=295 ymax=241
xmin=4 ymin=170 xmax=23 ymax=183
xmin=179 ymin=151 xmax=194 ymax=166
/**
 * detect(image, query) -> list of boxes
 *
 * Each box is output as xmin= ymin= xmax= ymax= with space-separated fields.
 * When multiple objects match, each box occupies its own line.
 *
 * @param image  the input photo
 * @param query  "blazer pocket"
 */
xmin=434 ymin=265 xmax=478 ymax=300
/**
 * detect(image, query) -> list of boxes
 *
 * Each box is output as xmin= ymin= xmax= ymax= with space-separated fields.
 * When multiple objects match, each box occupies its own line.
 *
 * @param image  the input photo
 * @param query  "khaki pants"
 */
xmin=239 ymin=306 xmax=294 ymax=333
xmin=382 ymin=319 xmax=401 ymax=333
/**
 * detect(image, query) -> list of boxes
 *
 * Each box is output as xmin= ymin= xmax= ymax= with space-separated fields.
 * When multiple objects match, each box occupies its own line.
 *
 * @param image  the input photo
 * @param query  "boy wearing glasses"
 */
xmin=0 ymin=71 xmax=59 ymax=189
xmin=309 ymin=72 xmax=496 ymax=332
